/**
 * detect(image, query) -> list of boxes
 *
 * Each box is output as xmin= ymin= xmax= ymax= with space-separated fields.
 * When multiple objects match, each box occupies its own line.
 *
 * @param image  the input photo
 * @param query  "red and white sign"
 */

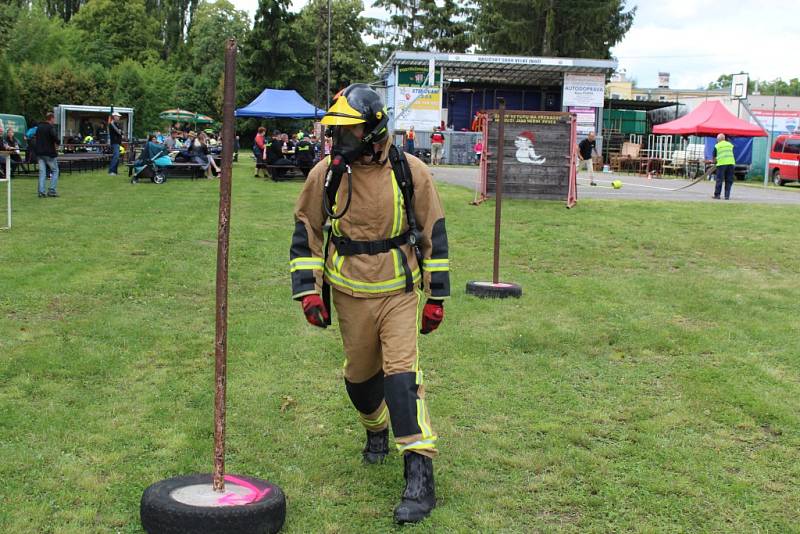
xmin=750 ymin=109 xmax=800 ymax=135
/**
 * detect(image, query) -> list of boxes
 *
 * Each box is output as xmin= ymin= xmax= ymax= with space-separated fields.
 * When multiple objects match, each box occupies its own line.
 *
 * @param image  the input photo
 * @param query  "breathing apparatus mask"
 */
xmin=326 ymin=125 xmax=366 ymax=176
xmin=320 ymin=84 xmax=389 ymax=219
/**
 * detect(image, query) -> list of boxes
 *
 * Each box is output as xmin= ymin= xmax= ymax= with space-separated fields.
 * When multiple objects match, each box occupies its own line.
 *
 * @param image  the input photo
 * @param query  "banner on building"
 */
xmin=562 ymin=74 xmax=605 ymax=108
xmin=568 ymin=106 xmax=596 ymax=135
xmin=395 ymin=68 xmax=442 ymax=131
xmin=750 ymin=109 xmax=800 ymax=135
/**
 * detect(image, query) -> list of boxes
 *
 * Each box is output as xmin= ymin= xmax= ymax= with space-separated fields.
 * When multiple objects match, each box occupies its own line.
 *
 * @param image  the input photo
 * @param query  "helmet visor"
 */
xmin=321 ymin=95 xmax=365 ymax=126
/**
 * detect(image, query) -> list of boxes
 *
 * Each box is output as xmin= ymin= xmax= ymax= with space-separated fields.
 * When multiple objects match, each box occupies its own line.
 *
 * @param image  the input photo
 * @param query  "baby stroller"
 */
xmin=131 ymin=142 xmax=172 ymax=184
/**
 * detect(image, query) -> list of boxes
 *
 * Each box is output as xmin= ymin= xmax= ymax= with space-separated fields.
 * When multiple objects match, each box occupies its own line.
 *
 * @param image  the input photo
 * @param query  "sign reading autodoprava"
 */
xmin=485 ymin=111 xmax=573 ymax=200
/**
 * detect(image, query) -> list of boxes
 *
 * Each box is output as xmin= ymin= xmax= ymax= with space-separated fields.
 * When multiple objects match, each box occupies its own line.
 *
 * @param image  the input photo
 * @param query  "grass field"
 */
xmin=1 ymin=164 xmax=799 ymax=533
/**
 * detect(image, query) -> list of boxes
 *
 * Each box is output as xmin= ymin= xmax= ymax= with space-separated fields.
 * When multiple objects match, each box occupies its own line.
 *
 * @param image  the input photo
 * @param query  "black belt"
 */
xmin=331 ymin=231 xmax=410 ymax=256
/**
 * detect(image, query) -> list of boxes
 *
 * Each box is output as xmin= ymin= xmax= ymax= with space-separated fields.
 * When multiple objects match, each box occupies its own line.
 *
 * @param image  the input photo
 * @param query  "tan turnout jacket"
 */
xmin=290 ymin=140 xmax=450 ymax=300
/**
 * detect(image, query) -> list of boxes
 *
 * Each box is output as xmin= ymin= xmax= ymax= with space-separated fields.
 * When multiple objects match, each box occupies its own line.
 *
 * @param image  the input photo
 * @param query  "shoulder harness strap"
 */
xmin=388 ymin=145 xmax=424 ymax=290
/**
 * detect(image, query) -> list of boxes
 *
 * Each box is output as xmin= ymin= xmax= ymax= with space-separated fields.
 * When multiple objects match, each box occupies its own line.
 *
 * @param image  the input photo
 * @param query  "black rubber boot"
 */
xmin=362 ymin=428 xmax=389 ymax=464
xmin=393 ymin=452 xmax=436 ymax=524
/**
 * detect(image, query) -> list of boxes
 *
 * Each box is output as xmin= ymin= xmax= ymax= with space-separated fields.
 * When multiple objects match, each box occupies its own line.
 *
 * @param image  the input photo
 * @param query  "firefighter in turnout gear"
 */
xmin=290 ymin=84 xmax=450 ymax=524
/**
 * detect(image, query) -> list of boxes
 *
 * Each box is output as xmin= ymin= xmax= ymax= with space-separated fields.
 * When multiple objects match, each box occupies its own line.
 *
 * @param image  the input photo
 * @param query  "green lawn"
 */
xmin=1 ymin=164 xmax=799 ymax=533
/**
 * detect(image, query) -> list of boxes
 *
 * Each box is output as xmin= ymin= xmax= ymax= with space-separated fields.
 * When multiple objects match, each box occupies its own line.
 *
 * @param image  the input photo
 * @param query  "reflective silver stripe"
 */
xmin=396 ymin=437 xmax=437 ymax=452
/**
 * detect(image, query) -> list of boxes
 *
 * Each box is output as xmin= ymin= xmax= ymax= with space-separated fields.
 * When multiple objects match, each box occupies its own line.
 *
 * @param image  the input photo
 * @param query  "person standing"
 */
xmin=430 ymin=127 xmax=445 ymax=165
xmin=34 ymin=112 xmax=60 ymax=198
xmin=253 ymin=127 xmax=267 ymax=177
xmin=290 ymin=84 xmax=450 ymax=524
xmin=578 ymin=131 xmax=599 ymax=186
xmin=405 ymin=125 xmax=416 ymax=154
xmin=473 ymin=137 xmax=483 ymax=165
xmin=108 ymin=111 xmax=123 ymax=176
xmin=295 ymin=133 xmax=314 ymax=177
xmin=713 ymin=133 xmax=736 ymax=200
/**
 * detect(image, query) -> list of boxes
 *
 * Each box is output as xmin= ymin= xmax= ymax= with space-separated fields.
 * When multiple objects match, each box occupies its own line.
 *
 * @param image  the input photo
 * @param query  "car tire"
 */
xmin=772 ymin=169 xmax=784 ymax=186
xmin=140 ymin=473 xmax=286 ymax=534
xmin=466 ymin=280 xmax=522 ymax=299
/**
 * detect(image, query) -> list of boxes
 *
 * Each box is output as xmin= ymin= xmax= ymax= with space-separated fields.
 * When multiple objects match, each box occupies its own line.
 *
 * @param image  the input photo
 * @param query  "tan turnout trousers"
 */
xmin=334 ymin=288 xmax=437 ymax=458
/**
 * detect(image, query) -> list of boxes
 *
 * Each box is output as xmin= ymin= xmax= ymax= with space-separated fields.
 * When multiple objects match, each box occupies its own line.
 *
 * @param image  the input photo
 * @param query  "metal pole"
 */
xmin=213 ymin=38 xmax=237 ymax=493
xmin=492 ymin=99 xmax=506 ymax=285
xmin=764 ymin=90 xmax=777 ymax=186
xmin=326 ymin=0 xmax=331 ymax=108
xmin=1 ymin=156 xmax=10 ymax=230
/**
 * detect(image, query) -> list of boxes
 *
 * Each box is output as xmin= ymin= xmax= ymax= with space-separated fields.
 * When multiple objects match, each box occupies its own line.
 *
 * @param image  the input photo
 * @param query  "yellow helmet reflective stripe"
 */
xmin=321 ymin=95 xmax=366 ymax=126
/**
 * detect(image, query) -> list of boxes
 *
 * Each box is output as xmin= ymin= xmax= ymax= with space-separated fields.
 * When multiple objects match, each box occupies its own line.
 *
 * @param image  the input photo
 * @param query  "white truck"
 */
xmin=53 ymin=104 xmax=134 ymax=144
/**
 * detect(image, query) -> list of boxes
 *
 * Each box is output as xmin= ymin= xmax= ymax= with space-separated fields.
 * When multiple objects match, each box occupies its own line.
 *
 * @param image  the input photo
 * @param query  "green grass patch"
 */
xmin=1 ymin=165 xmax=799 ymax=532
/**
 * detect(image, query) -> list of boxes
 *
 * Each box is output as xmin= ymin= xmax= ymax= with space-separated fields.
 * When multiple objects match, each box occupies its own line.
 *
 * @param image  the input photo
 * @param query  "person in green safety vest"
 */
xmin=712 ymin=133 xmax=736 ymax=200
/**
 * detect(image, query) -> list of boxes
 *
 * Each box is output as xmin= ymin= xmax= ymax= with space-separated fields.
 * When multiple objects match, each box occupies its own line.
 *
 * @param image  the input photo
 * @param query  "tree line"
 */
xmin=0 ymin=0 xmax=638 ymax=138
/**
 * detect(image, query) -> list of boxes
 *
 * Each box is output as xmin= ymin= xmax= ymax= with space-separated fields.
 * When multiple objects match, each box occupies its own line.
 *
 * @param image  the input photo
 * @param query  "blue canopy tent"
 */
xmin=235 ymin=88 xmax=326 ymax=119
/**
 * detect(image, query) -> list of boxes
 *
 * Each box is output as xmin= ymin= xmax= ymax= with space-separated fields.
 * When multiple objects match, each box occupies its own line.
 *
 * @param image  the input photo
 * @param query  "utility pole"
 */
xmin=327 ymin=0 xmax=332 ymax=108
xmin=763 ymin=88 xmax=777 ymax=186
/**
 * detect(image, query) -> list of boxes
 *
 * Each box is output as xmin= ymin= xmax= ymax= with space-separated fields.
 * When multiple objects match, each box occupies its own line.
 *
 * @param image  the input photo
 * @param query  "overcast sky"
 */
xmin=230 ymin=0 xmax=800 ymax=90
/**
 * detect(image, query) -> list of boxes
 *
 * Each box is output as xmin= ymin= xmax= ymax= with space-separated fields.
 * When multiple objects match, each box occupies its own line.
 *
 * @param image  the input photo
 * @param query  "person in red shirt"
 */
xmin=253 ymin=126 xmax=267 ymax=177
xmin=473 ymin=138 xmax=483 ymax=165
xmin=430 ymin=127 xmax=445 ymax=166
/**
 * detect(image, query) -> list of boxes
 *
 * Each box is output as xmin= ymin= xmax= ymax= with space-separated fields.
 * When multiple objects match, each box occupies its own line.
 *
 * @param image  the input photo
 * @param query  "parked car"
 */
xmin=769 ymin=134 xmax=800 ymax=186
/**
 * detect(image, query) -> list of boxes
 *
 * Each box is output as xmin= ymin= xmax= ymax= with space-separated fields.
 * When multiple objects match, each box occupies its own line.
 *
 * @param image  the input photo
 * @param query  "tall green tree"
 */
xmin=70 ymin=0 xmax=161 ymax=67
xmin=476 ymin=0 xmax=635 ymax=59
xmin=372 ymin=0 xmax=432 ymax=52
xmin=294 ymin=0 xmax=378 ymax=107
xmin=372 ymin=0 xmax=475 ymax=56
xmin=6 ymin=7 xmax=78 ymax=65
xmin=0 ymin=0 xmax=28 ymax=46
xmin=15 ymin=60 xmax=112 ymax=122
xmin=184 ymin=0 xmax=250 ymax=115
xmin=241 ymin=0 xmax=299 ymax=96
xmin=145 ymin=0 xmax=200 ymax=60
xmin=425 ymin=0 xmax=474 ymax=53
xmin=0 ymin=51 xmax=16 ymax=111
xmin=42 ymin=0 xmax=84 ymax=22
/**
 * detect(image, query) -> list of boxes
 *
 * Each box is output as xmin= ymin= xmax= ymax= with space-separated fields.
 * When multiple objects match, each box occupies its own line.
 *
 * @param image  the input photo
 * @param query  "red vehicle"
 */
xmin=769 ymin=134 xmax=800 ymax=185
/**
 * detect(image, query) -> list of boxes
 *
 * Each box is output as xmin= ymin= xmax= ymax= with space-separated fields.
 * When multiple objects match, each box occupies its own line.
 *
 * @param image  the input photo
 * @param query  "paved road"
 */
xmin=429 ymin=166 xmax=800 ymax=205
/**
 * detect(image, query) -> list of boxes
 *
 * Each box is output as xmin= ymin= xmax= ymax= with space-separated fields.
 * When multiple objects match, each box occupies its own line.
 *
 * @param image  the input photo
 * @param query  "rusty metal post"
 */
xmin=213 ymin=38 xmax=237 ymax=493
xmin=492 ymin=98 xmax=506 ymax=285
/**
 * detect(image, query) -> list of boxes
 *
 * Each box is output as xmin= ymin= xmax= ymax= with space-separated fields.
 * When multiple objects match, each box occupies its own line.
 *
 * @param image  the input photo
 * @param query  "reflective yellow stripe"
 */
xmin=391 ymin=170 xmax=403 ymax=237
xmin=416 ymin=399 xmax=433 ymax=439
xmin=290 ymin=257 xmax=324 ymax=272
xmin=414 ymin=289 xmax=421 ymax=372
xmin=359 ymin=405 xmax=389 ymax=426
xmin=391 ymin=249 xmax=401 ymax=277
xmin=423 ymin=258 xmax=449 ymax=272
xmin=331 ymin=250 xmax=345 ymax=272
xmin=397 ymin=437 xmax=437 ymax=452
xmin=324 ymin=265 xmax=421 ymax=294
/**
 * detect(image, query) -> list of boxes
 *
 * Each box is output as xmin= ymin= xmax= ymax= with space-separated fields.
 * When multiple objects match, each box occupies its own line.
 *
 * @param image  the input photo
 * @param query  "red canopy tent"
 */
xmin=652 ymin=100 xmax=767 ymax=137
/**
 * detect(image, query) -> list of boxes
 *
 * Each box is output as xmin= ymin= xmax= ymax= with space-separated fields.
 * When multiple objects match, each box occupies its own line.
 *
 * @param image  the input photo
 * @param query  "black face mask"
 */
xmin=331 ymin=126 xmax=367 ymax=165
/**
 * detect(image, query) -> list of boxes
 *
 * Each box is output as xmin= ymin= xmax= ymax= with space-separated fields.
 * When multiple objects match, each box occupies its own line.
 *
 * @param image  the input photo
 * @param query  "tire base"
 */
xmin=466 ymin=280 xmax=522 ymax=299
xmin=140 ymin=473 xmax=286 ymax=534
